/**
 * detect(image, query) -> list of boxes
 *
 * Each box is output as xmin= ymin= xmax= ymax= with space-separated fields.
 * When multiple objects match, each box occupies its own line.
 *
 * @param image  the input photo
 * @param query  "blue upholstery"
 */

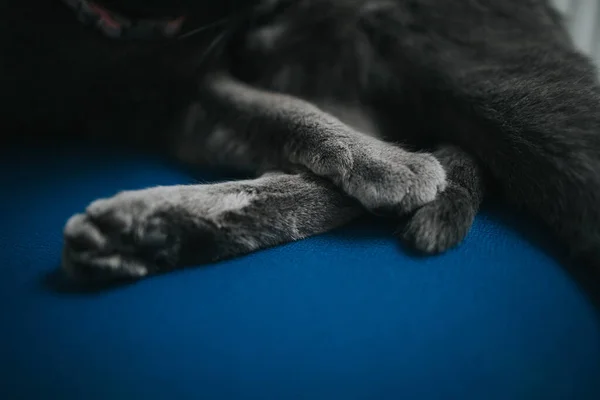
xmin=1 ymin=144 xmax=600 ymax=399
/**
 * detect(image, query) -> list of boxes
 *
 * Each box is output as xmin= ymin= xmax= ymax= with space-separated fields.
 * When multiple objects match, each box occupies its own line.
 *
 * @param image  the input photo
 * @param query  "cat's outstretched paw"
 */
xmin=343 ymin=144 xmax=447 ymax=215
xmin=62 ymin=191 xmax=185 ymax=282
xmin=401 ymin=185 xmax=476 ymax=254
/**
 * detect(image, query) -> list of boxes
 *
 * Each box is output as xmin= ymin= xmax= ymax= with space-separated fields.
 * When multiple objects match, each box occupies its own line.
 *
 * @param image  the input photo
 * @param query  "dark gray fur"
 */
xmin=3 ymin=0 xmax=599 ymax=281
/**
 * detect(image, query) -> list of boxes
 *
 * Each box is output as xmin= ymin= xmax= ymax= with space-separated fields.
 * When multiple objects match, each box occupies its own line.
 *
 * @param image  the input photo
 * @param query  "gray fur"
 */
xmin=197 ymin=74 xmax=447 ymax=212
xmin=64 ymin=74 xmax=449 ymax=281
xmin=403 ymin=145 xmax=485 ymax=253
xmin=63 ymin=174 xmax=361 ymax=282
xmin=2 ymin=0 xmax=598 ymax=281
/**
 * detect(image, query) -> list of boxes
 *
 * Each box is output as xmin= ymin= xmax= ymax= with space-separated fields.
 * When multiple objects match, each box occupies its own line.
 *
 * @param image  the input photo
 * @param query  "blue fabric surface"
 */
xmin=1 ymin=145 xmax=599 ymax=399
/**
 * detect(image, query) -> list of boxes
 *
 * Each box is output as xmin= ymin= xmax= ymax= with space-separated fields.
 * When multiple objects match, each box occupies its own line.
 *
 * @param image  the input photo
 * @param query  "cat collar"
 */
xmin=61 ymin=0 xmax=185 ymax=39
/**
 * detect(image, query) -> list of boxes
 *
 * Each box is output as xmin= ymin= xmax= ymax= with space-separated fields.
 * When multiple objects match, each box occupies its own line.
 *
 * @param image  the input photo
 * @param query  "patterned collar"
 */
xmin=61 ymin=0 xmax=186 ymax=39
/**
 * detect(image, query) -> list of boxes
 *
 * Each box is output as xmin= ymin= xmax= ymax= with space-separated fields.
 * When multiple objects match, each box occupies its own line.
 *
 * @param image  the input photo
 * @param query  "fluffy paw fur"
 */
xmin=341 ymin=143 xmax=447 ymax=215
xmin=62 ymin=192 xmax=185 ymax=282
xmin=402 ymin=185 xmax=476 ymax=254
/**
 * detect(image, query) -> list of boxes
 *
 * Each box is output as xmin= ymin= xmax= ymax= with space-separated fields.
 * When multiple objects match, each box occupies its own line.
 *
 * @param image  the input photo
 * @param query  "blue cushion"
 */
xmin=1 ymin=144 xmax=599 ymax=400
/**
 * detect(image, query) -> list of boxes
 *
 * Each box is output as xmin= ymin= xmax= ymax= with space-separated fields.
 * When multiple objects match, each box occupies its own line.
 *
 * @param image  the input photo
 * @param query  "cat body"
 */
xmin=3 ymin=0 xmax=600 ymax=281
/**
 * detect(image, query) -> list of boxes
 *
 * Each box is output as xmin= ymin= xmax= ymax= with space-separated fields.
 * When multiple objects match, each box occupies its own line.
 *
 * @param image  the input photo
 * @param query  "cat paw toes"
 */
xmin=347 ymin=148 xmax=447 ymax=215
xmin=62 ymin=191 xmax=181 ymax=283
xmin=401 ymin=185 xmax=475 ymax=254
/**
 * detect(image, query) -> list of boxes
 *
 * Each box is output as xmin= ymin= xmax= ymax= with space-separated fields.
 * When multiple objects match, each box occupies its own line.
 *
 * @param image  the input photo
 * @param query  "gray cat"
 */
xmin=3 ymin=0 xmax=597 ymax=281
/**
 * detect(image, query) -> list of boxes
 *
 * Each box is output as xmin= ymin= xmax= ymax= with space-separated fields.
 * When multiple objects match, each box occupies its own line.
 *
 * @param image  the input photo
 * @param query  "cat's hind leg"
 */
xmin=402 ymin=145 xmax=485 ymax=254
xmin=62 ymin=173 xmax=362 ymax=282
xmin=427 ymin=46 xmax=600 ymax=268
xmin=362 ymin=0 xmax=600 ymax=266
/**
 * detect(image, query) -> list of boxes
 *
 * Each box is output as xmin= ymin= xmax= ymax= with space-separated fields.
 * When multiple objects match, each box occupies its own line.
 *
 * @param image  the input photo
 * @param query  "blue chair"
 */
xmin=1 ymin=143 xmax=599 ymax=399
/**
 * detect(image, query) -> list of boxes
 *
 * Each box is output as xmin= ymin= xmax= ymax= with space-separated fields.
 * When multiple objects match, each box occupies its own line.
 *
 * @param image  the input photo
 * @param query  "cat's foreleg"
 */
xmin=193 ymin=74 xmax=446 ymax=216
xmin=62 ymin=173 xmax=362 ymax=282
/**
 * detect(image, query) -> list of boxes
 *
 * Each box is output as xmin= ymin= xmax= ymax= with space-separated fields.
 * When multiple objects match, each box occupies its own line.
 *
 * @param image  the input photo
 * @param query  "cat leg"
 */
xmin=355 ymin=0 xmax=600 ymax=266
xmin=402 ymin=145 xmax=485 ymax=253
xmin=62 ymin=173 xmax=362 ymax=282
xmin=188 ymin=74 xmax=446 ymax=216
xmin=360 ymin=0 xmax=600 ymax=265
xmin=427 ymin=46 xmax=600 ymax=268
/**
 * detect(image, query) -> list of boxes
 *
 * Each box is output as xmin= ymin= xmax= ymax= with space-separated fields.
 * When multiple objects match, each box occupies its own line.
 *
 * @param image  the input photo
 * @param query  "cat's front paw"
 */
xmin=401 ymin=185 xmax=476 ymax=254
xmin=62 ymin=191 xmax=183 ymax=282
xmin=344 ymin=145 xmax=447 ymax=215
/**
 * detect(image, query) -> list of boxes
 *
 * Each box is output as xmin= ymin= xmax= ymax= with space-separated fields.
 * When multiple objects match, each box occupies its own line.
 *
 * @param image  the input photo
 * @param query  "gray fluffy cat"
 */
xmin=4 ymin=0 xmax=599 ymax=281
